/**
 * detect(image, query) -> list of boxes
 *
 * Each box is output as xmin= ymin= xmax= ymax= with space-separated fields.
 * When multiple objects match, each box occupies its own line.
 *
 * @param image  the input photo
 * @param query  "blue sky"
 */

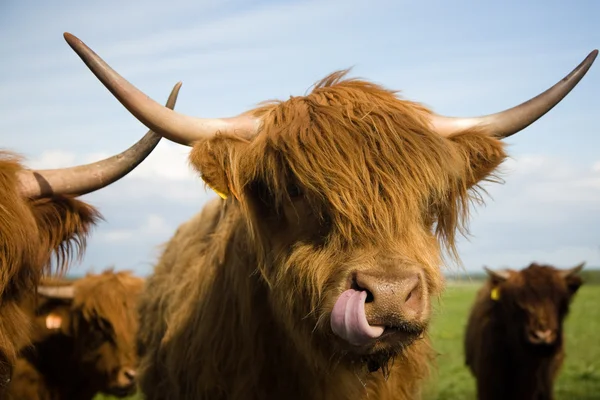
xmin=1 ymin=0 xmax=599 ymax=276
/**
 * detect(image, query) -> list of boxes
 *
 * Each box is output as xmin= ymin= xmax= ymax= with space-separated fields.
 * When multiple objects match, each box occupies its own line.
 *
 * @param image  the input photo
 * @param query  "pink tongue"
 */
xmin=330 ymin=289 xmax=385 ymax=346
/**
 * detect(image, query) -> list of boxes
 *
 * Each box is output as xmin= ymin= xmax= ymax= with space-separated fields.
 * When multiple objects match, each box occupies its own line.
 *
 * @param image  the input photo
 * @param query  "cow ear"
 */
xmin=447 ymin=130 xmax=507 ymax=190
xmin=189 ymin=136 xmax=248 ymax=201
xmin=35 ymin=286 xmax=74 ymax=335
xmin=484 ymin=266 xmax=511 ymax=285
xmin=560 ymin=262 xmax=585 ymax=295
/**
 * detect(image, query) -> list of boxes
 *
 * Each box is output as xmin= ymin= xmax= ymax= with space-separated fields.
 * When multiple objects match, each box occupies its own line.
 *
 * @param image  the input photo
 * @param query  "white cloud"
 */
xmin=126 ymin=143 xmax=197 ymax=181
xmin=98 ymin=213 xmax=176 ymax=244
xmin=26 ymin=141 xmax=197 ymax=181
xmin=27 ymin=150 xmax=77 ymax=169
xmin=454 ymin=154 xmax=600 ymax=270
xmin=102 ymin=230 xmax=134 ymax=242
xmin=481 ymin=155 xmax=600 ymax=221
xmin=140 ymin=214 xmax=171 ymax=235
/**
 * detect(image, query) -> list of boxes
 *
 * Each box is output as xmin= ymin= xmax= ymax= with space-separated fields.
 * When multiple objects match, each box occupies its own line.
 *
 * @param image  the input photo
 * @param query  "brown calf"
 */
xmin=6 ymin=269 xmax=145 ymax=400
xmin=464 ymin=262 xmax=585 ymax=400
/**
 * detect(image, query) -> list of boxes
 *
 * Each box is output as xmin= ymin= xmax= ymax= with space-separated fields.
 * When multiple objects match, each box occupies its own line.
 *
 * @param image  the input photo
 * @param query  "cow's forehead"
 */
xmin=510 ymin=270 xmax=568 ymax=300
xmin=242 ymin=101 xmax=468 ymax=253
xmin=253 ymin=82 xmax=455 ymax=188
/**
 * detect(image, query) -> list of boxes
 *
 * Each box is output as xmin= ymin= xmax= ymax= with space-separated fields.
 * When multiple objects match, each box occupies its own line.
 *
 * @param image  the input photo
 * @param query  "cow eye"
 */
xmin=86 ymin=329 xmax=106 ymax=348
xmin=287 ymin=183 xmax=303 ymax=198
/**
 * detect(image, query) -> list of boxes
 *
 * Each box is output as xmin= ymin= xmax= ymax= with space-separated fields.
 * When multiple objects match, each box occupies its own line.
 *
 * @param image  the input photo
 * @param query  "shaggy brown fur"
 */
xmin=6 ymin=269 xmax=145 ymax=400
xmin=464 ymin=262 xmax=584 ymax=400
xmin=136 ymin=70 xmax=508 ymax=399
xmin=0 ymin=152 xmax=101 ymax=397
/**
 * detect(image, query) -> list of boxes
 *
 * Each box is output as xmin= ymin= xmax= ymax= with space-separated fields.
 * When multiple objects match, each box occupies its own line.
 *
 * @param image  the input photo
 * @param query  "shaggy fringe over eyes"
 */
xmin=30 ymin=196 xmax=102 ymax=276
xmin=504 ymin=263 xmax=583 ymax=305
xmin=0 ymin=152 xmax=102 ymax=284
xmin=71 ymin=269 xmax=144 ymax=341
xmin=229 ymin=69 xmax=506 ymax=262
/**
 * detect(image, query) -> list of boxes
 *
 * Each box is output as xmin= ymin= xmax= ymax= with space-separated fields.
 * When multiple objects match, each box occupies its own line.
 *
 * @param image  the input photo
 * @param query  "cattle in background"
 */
xmin=6 ymin=269 xmax=145 ymax=400
xmin=0 ymin=82 xmax=181 ymax=396
xmin=464 ymin=262 xmax=585 ymax=400
xmin=64 ymin=32 xmax=597 ymax=400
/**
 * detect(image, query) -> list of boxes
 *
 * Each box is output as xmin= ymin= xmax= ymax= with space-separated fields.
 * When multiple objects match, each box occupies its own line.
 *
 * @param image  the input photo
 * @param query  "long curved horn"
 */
xmin=17 ymin=82 xmax=182 ymax=199
xmin=63 ymin=33 xmax=260 ymax=147
xmin=37 ymin=285 xmax=75 ymax=299
xmin=431 ymin=50 xmax=598 ymax=138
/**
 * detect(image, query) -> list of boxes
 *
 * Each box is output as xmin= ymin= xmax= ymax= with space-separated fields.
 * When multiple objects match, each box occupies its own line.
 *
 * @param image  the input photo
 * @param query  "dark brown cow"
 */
xmin=0 ymin=82 xmax=181 ymax=397
xmin=63 ymin=32 xmax=597 ymax=400
xmin=464 ymin=262 xmax=585 ymax=400
xmin=6 ymin=269 xmax=145 ymax=400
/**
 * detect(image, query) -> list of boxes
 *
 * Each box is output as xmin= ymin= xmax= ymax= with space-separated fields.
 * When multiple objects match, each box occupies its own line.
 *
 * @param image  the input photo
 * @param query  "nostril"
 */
xmin=351 ymin=274 xmax=374 ymax=303
xmin=529 ymin=329 xmax=540 ymax=339
xmin=403 ymin=278 xmax=422 ymax=313
xmin=537 ymin=330 xmax=552 ymax=340
xmin=529 ymin=329 xmax=554 ymax=344
xmin=124 ymin=369 xmax=136 ymax=381
xmin=353 ymin=270 xmax=426 ymax=315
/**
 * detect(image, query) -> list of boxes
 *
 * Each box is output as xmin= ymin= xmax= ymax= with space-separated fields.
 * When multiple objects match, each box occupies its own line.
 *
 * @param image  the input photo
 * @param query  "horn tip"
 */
xmin=586 ymin=49 xmax=598 ymax=63
xmin=63 ymin=32 xmax=83 ymax=48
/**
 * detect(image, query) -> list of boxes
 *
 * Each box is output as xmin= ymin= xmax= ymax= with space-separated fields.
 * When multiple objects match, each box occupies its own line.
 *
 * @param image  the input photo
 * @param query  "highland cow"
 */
xmin=63 ymin=32 xmax=597 ymax=400
xmin=6 ymin=269 xmax=145 ymax=400
xmin=0 ymin=82 xmax=181 ymax=397
xmin=464 ymin=262 xmax=585 ymax=400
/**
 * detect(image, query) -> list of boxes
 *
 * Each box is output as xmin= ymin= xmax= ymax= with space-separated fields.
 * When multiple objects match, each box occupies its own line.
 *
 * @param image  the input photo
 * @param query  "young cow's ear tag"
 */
xmin=490 ymin=287 xmax=501 ymax=301
xmin=45 ymin=313 xmax=63 ymax=330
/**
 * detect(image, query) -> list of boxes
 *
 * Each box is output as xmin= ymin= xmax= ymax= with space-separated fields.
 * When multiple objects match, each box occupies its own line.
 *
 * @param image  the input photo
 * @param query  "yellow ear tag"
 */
xmin=490 ymin=287 xmax=501 ymax=301
xmin=212 ymin=187 xmax=228 ymax=200
xmin=201 ymin=176 xmax=229 ymax=199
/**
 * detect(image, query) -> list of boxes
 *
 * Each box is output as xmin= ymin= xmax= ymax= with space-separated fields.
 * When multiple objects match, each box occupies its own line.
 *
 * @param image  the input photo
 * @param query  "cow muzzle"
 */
xmin=330 ymin=268 xmax=429 ymax=347
xmin=527 ymin=328 xmax=557 ymax=346
xmin=109 ymin=368 xmax=137 ymax=397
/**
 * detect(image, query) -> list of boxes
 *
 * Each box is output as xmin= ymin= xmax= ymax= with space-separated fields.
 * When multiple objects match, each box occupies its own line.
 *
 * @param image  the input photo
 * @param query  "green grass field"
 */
xmin=423 ymin=282 xmax=600 ymax=399
xmin=95 ymin=281 xmax=600 ymax=400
